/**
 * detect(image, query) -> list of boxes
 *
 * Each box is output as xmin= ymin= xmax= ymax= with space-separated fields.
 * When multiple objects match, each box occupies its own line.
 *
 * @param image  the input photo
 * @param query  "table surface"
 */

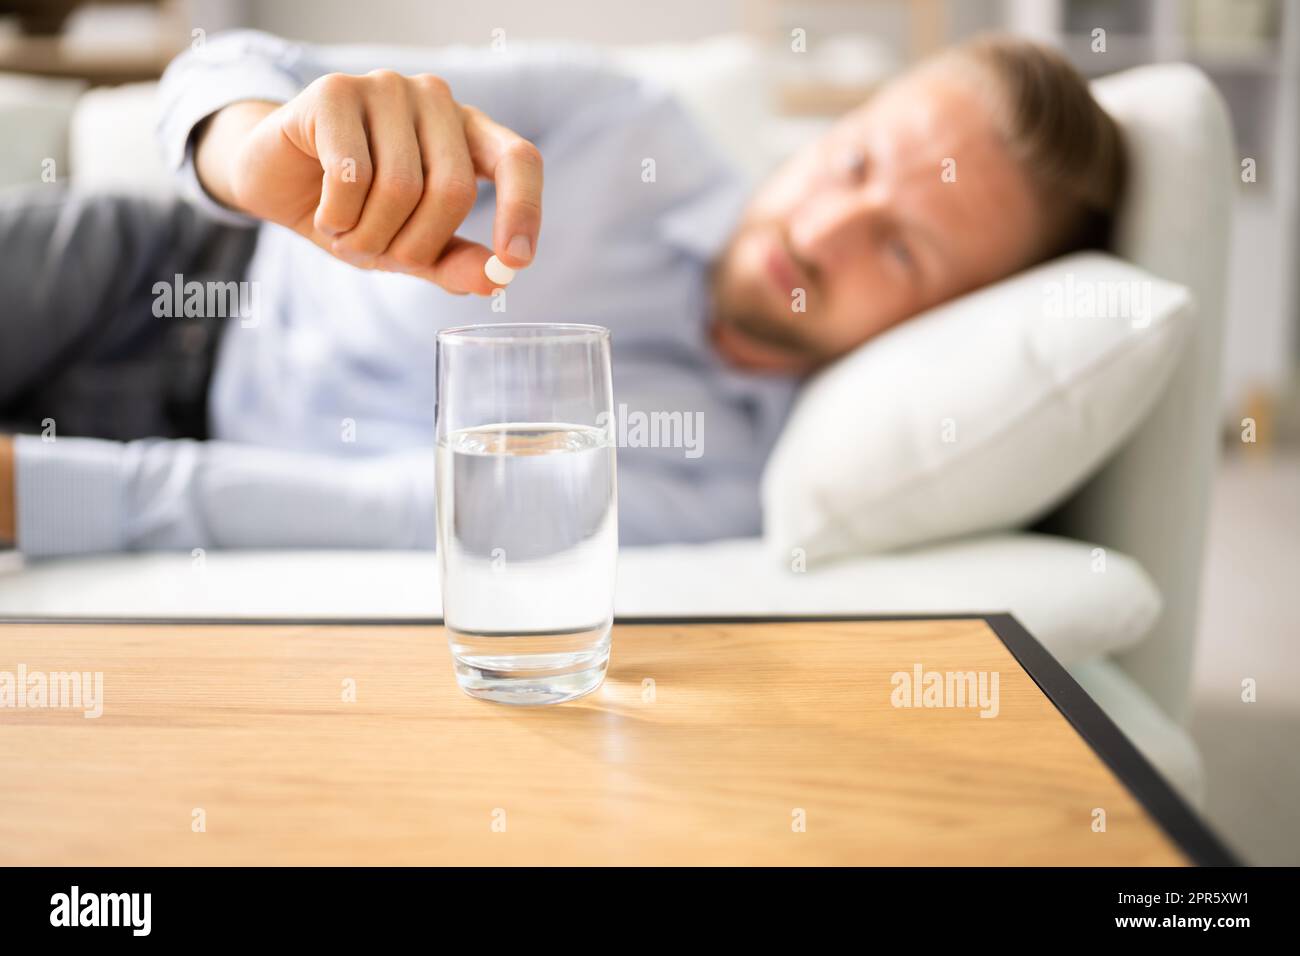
xmin=0 ymin=615 xmax=1230 ymax=866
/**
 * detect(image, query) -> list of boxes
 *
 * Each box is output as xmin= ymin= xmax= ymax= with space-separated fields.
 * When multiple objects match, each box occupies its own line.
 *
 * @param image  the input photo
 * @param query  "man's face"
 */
xmin=711 ymin=67 xmax=1043 ymax=374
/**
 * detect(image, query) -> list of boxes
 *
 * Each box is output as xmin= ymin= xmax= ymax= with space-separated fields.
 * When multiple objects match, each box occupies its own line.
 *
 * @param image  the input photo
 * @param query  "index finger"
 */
xmin=461 ymin=105 xmax=543 ymax=270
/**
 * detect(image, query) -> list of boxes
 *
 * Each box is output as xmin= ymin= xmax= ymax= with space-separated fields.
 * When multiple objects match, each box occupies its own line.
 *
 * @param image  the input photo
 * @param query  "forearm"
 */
xmin=10 ymin=434 xmax=436 ymax=557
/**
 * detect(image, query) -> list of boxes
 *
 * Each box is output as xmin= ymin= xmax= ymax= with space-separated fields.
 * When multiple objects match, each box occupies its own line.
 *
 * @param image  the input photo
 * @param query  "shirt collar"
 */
xmin=658 ymin=173 xmax=752 ymax=261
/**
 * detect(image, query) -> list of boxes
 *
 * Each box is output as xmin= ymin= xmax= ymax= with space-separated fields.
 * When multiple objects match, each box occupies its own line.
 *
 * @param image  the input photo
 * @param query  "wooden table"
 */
xmin=0 ymin=615 xmax=1233 ymax=866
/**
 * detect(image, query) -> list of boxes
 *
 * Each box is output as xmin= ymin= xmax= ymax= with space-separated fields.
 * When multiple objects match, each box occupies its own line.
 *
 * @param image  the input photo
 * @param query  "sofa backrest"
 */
xmin=1042 ymin=64 xmax=1235 ymax=722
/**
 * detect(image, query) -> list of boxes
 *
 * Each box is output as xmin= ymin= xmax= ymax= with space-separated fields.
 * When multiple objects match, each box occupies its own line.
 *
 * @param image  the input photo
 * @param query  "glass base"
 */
xmin=449 ymin=626 xmax=610 ymax=706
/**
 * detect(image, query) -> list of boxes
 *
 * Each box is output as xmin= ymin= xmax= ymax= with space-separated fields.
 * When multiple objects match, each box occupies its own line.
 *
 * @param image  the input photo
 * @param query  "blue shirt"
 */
xmin=15 ymin=31 xmax=797 ymax=555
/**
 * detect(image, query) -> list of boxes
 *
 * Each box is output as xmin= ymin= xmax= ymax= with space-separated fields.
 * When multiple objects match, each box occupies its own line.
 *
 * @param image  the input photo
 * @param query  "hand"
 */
xmin=195 ymin=71 xmax=543 ymax=295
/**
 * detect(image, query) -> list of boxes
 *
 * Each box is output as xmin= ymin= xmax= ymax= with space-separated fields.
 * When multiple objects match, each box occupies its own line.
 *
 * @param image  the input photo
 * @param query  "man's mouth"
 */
xmin=763 ymin=231 xmax=811 ymax=298
xmin=759 ymin=234 xmax=800 ymax=293
xmin=707 ymin=224 xmax=826 ymax=373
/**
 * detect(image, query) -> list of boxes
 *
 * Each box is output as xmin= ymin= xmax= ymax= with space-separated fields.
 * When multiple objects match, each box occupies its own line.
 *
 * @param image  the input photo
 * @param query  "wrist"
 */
xmin=194 ymin=100 xmax=280 ymax=211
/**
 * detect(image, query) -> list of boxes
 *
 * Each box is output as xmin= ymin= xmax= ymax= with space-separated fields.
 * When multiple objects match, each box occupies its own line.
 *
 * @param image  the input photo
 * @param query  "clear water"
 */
xmin=436 ymin=423 xmax=618 ymax=704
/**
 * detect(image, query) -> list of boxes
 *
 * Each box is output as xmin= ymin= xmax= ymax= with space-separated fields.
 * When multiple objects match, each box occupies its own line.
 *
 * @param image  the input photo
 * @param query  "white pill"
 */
xmin=484 ymin=255 xmax=515 ymax=286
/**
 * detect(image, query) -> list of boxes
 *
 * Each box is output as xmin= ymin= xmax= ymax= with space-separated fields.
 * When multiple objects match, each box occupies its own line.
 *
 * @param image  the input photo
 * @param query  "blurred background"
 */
xmin=0 ymin=0 xmax=1296 ymax=863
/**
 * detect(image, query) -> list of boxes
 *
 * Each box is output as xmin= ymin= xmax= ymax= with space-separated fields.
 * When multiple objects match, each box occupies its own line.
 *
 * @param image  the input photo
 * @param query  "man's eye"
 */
xmin=888 ymin=236 xmax=915 ymax=268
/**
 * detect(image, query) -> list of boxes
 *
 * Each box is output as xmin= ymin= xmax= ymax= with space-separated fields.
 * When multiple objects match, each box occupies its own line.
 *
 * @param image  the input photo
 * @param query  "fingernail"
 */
xmin=506 ymin=235 xmax=532 ymax=263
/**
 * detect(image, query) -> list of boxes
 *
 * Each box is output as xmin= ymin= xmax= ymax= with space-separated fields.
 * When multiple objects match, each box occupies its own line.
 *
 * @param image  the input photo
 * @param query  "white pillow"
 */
xmin=68 ymin=82 xmax=174 ymax=196
xmin=762 ymin=251 xmax=1192 ymax=561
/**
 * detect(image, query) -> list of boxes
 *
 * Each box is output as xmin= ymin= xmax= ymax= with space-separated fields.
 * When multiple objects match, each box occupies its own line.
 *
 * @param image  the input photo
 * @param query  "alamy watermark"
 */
xmin=1043 ymin=273 xmax=1152 ymax=329
xmin=50 ymin=886 xmax=150 ymax=936
xmin=890 ymin=664 xmax=999 ymax=718
xmin=0 ymin=664 xmax=103 ymax=718
xmin=152 ymin=273 xmax=260 ymax=328
xmin=596 ymin=402 xmax=704 ymax=459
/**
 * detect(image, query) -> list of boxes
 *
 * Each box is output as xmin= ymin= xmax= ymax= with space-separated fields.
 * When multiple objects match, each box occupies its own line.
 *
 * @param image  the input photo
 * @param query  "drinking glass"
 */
xmin=435 ymin=323 xmax=618 ymax=704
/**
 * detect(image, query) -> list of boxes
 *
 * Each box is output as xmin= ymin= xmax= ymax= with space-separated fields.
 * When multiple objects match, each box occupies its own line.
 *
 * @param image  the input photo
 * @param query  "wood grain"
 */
xmin=0 ymin=619 xmax=1186 ymax=865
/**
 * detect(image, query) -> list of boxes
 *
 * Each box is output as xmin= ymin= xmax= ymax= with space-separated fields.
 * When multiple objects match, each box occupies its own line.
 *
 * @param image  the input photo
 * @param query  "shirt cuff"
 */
xmin=157 ymin=59 xmax=300 ymax=224
xmin=177 ymin=139 xmax=261 ymax=227
xmin=14 ymin=435 xmax=127 ymax=557
xmin=157 ymin=57 xmax=300 ymax=172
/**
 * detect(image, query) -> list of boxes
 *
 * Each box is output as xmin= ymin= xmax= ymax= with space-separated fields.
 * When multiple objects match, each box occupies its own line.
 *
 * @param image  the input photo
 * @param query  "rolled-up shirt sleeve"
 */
xmin=157 ymin=31 xmax=304 ymax=167
xmin=14 ymin=435 xmax=437 ymax=557
xmin=157 ymin=30 xmax=304 ymax=222
xmin=157 ymin=29 xmax=638 ymax=219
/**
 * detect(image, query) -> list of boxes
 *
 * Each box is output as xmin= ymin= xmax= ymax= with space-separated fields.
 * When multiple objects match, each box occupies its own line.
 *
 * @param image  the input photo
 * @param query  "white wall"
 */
xmin=240 ymin=0 xmax=748 ymax=46
xmin=1222 ymin=193 xmax=1298 ymax=408
xmin=189 ymin=0 xmax=991 ymax=51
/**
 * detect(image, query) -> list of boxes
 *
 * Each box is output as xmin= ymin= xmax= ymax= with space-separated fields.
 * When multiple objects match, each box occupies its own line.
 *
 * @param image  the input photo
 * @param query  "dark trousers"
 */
xmin=0 ymin=188 xmax=258 ymax=441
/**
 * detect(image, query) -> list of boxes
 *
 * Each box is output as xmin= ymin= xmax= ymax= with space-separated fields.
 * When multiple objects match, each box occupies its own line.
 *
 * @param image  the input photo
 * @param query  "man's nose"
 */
xmin=788 ymin=192 xmax=881 ymax=270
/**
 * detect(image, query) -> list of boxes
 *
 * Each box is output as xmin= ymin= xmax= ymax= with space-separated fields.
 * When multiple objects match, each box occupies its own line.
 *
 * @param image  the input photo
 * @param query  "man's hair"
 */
xmin=932 ymin=34 xmax=1127 ymax=261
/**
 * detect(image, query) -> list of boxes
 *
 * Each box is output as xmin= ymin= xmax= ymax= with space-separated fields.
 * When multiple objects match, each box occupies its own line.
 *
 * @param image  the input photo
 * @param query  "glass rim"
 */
xmin=436 ymin=322 xmax=610 ymax=345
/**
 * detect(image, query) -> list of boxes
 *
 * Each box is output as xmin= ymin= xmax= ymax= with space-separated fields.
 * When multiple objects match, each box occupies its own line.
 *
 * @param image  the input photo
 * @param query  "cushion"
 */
xmin=68 ymin=82 xmax=174 ymax=196
xmin=762 ymin=251 xmax=1191 ymax=561
xmin=0 ymin=531 xmax=1159 ymax=665
xmin=0 ymin=72 xmax=84 ymax=190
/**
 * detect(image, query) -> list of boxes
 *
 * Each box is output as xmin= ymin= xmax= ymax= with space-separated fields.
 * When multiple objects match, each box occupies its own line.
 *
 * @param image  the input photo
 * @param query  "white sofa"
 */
xmin=0 ymin=48 xmax=1232 ymax=805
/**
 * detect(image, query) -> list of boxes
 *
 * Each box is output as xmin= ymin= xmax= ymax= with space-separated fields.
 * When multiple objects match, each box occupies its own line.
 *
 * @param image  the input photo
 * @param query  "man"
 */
xmin=0 ymin=31 xmax=1123 ymax=555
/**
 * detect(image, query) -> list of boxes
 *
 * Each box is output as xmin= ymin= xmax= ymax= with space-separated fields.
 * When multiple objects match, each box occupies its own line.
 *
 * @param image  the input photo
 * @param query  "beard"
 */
xmin=725 ymin=306 xmax=821 ymax=357
xmin=710 ymin=229 xmax=827 ymax=363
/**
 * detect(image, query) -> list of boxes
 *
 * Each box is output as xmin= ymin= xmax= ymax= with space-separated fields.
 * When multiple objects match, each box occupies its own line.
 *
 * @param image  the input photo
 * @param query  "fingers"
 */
xmin=330 ymin=71 xmax=424 ymax=267
xmin=292 ymin=71 xmax=541 ymax=295
xmin=306 ymin=76 xmax=373 ymax=237
xmin=381 ymin=75 xmax=481 ymax=280
xmin=462 ymin=105 xmax=543 ymax=270
xmin=411 ymin=237 xmax=497 ymax=296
